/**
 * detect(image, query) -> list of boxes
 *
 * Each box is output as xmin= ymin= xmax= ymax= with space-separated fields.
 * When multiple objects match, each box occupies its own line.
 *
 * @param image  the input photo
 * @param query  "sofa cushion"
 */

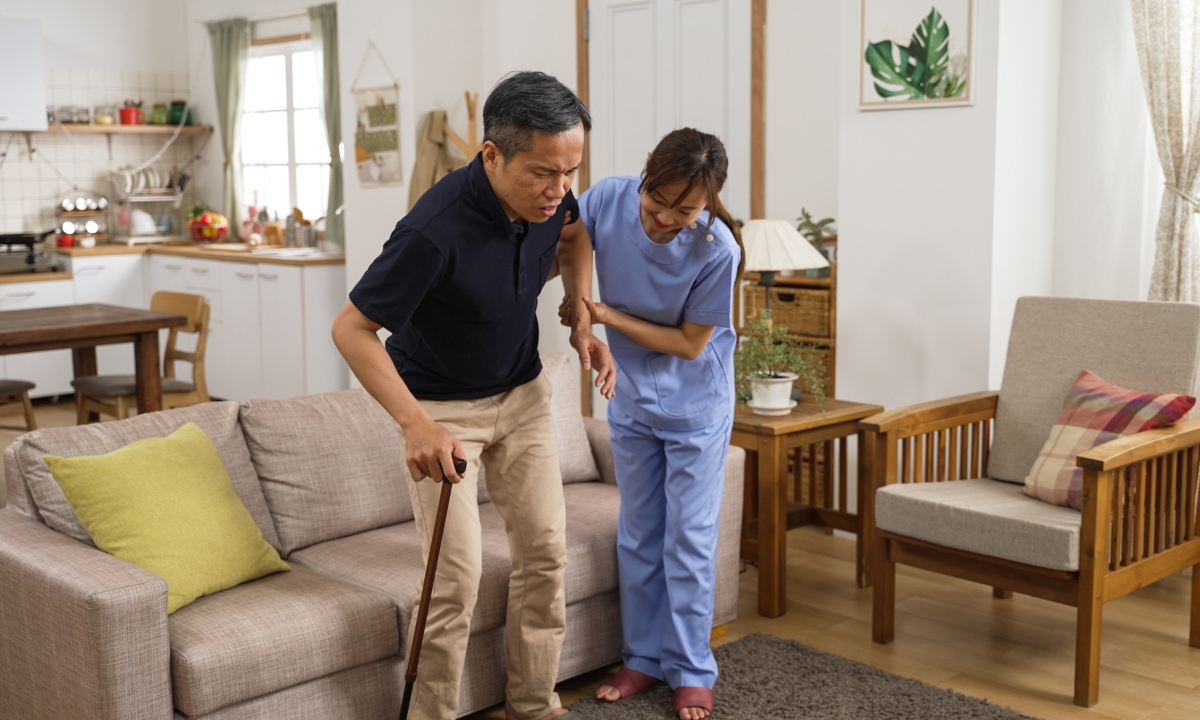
xmin=45 ymin=422 xmax=290 ymax=613
xmin=239 ymin=389 xmax=412 ymax=556
xmin=168 ymin=566 xmax=398 ymax=717
xmin=875 ymin=478 xmax=1082 ymax=571
xmin=543 ymin=353 xmax=601 ymax=484
xmin=990 ymin=297 xmax=1200 ymax=483
xmin=13 ymin=401 xmax=280 ymax=551
xmin=288 ymin=482 xmax=620 ymax=640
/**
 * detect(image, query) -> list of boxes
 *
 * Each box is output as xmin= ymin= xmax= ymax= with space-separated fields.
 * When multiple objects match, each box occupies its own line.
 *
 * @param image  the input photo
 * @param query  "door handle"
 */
xmin=2 ymin=291 xmax=35 ymax=302
xmin=259 ymin=273 xmax=279 ymax=280
xmin=76 ymin=265 xmax=105 ymax=274
xmin=191 ymin=267 xmax=210 ymax=274
xmin=164 ymin=264 xmax=183 ymax=271
xmin=235 ymin=272 xmax=255 ymax=279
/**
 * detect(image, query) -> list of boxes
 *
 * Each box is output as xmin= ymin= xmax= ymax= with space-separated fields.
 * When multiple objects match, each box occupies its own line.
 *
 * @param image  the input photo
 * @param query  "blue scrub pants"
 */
xmin=608 ymin=403 xmax=732 ymax=690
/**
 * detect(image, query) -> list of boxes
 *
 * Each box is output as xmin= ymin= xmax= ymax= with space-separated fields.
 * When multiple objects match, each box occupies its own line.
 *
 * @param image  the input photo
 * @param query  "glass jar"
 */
xmin=149 ymin=104 xmax=168 ymax=125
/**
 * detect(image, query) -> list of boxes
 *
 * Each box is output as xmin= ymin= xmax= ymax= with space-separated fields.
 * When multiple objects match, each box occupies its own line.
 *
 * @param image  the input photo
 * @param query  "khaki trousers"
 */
xmin=400 ymin=373 xmax=567 ymax=720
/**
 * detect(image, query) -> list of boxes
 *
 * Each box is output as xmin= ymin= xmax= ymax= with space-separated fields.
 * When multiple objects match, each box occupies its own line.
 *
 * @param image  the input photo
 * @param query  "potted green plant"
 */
xmin=796 ymin=208 xmax=835 ymax=278
xmin=736 ymin=310 xmax=828 ymax=415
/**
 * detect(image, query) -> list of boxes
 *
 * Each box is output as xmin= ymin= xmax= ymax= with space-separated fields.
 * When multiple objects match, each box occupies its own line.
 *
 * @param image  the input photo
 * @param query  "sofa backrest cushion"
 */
xmin=13 ymin=401 xmax=281 ymax=550
xmin=990 ymin=297 xmax=1200 ymax=483
xmin=238 ymin=389 xmax=411 ymax=556
xmin=542 ymin=353 xmax=601 ymax=484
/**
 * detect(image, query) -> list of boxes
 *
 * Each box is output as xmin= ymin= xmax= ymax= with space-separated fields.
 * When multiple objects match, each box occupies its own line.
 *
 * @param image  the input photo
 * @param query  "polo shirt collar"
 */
xmin=468 ymin=153 xmax=518 ymax=234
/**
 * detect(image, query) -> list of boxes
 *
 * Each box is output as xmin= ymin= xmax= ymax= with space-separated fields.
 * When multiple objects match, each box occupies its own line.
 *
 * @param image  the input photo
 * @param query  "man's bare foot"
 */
xmin=504 ymin=707 xmax=568 ymax=720
xmin=677 ymin=706 xmax=710 ymax=720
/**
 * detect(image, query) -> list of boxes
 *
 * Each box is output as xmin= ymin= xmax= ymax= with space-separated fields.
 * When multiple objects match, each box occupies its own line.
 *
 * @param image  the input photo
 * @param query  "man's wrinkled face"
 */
xmin=483 ymin=123 xmax=586 ymax=223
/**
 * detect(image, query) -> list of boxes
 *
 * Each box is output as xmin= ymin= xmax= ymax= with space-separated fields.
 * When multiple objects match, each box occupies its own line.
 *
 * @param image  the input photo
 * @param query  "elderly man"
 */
xmin=332 ymin=71 xmax=615 ymax=720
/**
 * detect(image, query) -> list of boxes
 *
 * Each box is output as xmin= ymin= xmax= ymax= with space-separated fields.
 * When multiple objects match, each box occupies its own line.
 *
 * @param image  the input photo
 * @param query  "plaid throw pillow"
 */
xmin=1022 ymin=370 xmax=1195 ymax=510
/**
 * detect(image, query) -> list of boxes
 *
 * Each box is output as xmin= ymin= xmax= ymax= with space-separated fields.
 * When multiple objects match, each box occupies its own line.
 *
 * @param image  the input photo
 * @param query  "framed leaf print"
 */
xmin=859 ymin=0 xmax=973 ymax=110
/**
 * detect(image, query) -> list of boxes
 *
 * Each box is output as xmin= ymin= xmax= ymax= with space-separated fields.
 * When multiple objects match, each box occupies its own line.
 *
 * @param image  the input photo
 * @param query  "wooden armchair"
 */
xmin=860 ymin=296 xmax=1200 ymax=707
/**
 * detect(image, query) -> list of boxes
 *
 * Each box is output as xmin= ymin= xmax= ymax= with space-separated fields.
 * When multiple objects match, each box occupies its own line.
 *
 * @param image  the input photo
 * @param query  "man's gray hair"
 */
xmin=483 ymin=71 xmax=592 ymax=158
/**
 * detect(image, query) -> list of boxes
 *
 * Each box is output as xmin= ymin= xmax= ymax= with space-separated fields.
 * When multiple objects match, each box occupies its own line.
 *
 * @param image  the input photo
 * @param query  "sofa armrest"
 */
xmin=714 ymin=444 xmax=745 ymax=627
xmin=0 ymin=509 xmax=172 ymax=720
xmin=583 ymin=417 xmax=617 ymax=485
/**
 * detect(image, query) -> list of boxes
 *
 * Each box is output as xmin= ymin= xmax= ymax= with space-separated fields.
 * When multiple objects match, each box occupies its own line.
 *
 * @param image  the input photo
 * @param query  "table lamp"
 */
xmin=741 ymin=219 xmax=830 ymax=314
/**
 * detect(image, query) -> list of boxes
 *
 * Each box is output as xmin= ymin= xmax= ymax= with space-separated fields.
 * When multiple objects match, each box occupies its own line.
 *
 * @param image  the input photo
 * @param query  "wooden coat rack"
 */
xmin=443 ymin=91 xmax=480 ymax=159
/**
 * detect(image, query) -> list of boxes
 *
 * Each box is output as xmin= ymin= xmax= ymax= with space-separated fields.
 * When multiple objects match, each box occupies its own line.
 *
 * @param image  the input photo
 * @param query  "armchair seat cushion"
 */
xmin=168 ymin=566 xmax=398 ymax=717
xmin=875 ymin=478 xmax=1081 ymax=571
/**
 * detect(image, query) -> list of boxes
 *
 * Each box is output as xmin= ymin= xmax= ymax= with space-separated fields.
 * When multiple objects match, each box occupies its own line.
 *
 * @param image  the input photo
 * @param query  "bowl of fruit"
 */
xmin=187 ymin=203 xmax=229 ymax=243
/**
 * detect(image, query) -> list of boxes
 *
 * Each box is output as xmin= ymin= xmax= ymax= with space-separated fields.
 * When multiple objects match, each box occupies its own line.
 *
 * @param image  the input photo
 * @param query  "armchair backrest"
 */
xmin=989 ymin=297 xmax=1200 ymax=483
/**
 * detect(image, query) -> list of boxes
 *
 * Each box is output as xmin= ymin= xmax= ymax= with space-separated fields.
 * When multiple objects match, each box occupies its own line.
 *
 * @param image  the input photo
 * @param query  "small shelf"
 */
xmin=126 ymin=191 xmax=183 ymax=203
xmin=44 ymin=124 xmax=213 ymax=136
xmin=58 ymin=209 xmax=109 ymax=217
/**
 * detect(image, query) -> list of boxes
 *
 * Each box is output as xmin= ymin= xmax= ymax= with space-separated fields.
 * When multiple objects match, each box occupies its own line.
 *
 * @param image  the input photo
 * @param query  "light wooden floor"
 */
xmin=9 ymin=402 xmax=1200 ymax=719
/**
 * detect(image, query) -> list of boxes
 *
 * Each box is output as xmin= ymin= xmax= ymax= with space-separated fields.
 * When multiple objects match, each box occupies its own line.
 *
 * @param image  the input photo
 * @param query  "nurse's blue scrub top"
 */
xmin=579 ymin=176 xmax=740 ymax=432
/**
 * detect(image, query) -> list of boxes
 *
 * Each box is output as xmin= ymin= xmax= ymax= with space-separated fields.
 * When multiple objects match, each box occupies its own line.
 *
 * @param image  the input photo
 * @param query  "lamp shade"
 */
xmin=741 ymin=219 xmax=830 ymax=272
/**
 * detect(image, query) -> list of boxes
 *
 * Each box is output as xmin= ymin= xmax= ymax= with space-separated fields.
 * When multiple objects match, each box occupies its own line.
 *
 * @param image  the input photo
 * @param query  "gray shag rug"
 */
xmin=568 ymin=633 xmax=1041 ymax=720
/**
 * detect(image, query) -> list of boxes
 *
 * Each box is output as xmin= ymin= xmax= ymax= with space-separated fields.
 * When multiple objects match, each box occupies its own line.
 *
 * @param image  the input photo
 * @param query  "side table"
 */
xmin=733 ymin=398 xmax=884 ymax=617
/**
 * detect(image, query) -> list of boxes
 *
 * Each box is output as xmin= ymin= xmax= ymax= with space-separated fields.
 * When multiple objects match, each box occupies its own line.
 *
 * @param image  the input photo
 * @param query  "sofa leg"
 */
xmin=710 ymin=624 xmax=729 ymax=643
xmin=1190 ymin=563 xmax=1200 ymax=649
xmin=1074 ymin=593 xmax=1103 ymax=707
xmin=993 ymin=587 xmax=1012 ymax=599
xmin=872 ymin=533 xmax=894 ymax=644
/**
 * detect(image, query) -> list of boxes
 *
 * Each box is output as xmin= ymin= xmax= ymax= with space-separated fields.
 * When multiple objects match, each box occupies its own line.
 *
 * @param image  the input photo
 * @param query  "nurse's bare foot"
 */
xmin=504 ymin=708 xmax=568 ymax=720
xmin=596 ymin=667 xmax=658 ymax=702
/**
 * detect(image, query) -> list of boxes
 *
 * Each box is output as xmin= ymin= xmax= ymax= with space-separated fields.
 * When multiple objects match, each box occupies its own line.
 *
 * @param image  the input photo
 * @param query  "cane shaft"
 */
xmin=404 ymin=477 xmax=455 ymax=683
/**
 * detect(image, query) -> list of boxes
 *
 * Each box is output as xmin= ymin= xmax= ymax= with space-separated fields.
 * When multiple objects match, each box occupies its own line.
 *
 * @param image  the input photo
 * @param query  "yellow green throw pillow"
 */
xmin=45 ymin=422 xmax=289 ymax=613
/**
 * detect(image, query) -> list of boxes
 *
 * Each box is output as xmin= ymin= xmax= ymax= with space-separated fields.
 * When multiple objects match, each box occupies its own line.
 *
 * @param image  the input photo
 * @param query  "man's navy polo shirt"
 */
xmin=349 ymin=154 xmax=579 ymax=400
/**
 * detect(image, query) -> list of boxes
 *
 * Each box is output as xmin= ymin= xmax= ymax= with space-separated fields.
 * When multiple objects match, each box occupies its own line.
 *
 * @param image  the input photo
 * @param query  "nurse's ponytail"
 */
xmin=639 ymin=129 xmax=746 ymax=284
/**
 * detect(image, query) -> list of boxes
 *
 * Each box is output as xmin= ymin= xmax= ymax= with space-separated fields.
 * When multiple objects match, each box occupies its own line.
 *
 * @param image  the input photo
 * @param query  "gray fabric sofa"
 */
xmin=0 ymin=353 xmax=744 ymax=720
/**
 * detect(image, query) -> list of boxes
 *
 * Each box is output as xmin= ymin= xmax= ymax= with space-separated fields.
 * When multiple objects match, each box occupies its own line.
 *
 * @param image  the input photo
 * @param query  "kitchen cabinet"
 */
xmin=70 ymin=254 xmax=146 ymax=375
xmin=0 ymin=280 xmax=75 ymax=397
xmin=149 ymin=255 xmax=347 ymax=401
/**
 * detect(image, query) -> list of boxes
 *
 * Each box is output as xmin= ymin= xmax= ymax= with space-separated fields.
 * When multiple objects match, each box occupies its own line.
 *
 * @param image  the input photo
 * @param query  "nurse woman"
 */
xmin=556 ymin=128 xmax=743 ymax=720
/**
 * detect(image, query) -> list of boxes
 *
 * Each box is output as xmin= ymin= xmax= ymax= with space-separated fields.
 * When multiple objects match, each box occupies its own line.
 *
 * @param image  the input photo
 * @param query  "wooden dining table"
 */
xmin=0 ymin=304 xmax=187 ymax=417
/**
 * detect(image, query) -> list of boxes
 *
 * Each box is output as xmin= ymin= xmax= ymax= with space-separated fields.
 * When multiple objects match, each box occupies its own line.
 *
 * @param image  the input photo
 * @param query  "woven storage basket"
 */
xmin=743 ymin=286 xmax=831 ymax=338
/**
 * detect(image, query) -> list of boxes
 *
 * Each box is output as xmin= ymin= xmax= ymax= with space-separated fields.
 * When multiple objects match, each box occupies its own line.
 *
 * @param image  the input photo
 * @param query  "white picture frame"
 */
xmin=859 ymin=0 xmax=974 ymax=110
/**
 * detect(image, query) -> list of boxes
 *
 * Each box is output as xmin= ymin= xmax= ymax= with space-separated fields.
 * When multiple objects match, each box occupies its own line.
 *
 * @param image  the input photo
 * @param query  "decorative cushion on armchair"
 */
xmin=1022 ymin=370 xmax=1194 ymax=509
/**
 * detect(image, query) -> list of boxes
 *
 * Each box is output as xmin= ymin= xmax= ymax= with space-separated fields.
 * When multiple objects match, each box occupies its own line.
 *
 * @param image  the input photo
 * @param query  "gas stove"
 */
xmin=0 ymin=232 xmax=63 ymax=275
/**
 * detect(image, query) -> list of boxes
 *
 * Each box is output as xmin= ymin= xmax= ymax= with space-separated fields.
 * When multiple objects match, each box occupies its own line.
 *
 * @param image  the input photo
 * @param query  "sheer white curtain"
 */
xmin=207 ymin=19 xmax=250 ymax=234
xmin=1132 ymin=0 xmax=1200 ymax=301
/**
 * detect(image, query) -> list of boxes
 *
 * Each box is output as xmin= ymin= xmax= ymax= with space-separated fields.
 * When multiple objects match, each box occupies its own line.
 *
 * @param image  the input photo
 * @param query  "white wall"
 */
xmin=836 ymin=0 xmax=1001 ymax=412
xmin=1051 ymin=0 xmax=1159 ymax=302
xmin=0 ymin=0 xmax=189 ymax=73
xmin=764 ymin=0 xmax=840 ymax=223
xmin=988 ymin=0 xmax=1062 ymax=388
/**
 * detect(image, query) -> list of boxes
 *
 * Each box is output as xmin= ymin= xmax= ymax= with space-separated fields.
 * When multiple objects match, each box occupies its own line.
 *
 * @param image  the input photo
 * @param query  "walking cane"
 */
xmin=399 ymin=455 xmax=467 ymax=720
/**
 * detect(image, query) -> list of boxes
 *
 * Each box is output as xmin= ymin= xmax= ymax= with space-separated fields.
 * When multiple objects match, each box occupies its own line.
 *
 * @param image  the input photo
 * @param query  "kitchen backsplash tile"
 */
xmin=0 ymin=69 xmax=203 ymax=235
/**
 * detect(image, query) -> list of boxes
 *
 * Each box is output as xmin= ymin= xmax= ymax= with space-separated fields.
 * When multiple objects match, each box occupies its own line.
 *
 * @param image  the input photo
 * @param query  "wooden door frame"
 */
xmin=573 ymin=0 xmax=767 ymax=414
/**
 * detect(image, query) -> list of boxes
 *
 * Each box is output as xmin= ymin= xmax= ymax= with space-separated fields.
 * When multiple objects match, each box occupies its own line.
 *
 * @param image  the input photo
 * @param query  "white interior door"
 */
xmin=588 ymin=0 xmax=750 ymax=210
xmin=586 ymin=0 xmax=750 ymax=416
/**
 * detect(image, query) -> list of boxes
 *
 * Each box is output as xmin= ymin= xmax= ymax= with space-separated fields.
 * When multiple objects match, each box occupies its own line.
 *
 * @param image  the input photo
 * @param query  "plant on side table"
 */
xmin=796 ymin=208 xmax=835 ymax=278
xmin=735 ymin=310 xmax=828 ymax=416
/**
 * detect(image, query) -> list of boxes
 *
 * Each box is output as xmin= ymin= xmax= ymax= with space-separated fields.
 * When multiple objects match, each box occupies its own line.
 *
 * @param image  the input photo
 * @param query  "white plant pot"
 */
xmin=749 ymin=373 xmax=798 ymax=415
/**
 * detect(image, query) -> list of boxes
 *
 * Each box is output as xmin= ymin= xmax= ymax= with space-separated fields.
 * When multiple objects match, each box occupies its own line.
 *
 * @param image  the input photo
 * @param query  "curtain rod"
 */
xmin=195 ymin=10 xmax=308 ymax=25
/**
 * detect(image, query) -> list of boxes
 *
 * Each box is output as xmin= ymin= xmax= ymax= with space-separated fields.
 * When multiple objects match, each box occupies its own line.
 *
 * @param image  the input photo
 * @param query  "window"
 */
xmin=241 ymin=43 xmax=329 ymax=221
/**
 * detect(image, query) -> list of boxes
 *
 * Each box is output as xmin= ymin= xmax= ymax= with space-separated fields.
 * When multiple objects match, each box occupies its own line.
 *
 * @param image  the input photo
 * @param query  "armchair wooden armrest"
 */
xmin=856 ymin=391 xmax=999 ymax=588
xmin=1077 ymin=419 xmax=1200 ymax=471
xmin=860 ymin=391 xmax=998 ymax=433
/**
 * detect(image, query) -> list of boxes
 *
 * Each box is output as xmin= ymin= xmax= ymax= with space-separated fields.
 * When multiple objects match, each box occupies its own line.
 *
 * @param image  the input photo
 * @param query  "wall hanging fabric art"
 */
xmin=350 ymin=40 xmax=402 ymax=186
xmin=859 ymin=0 xmax=973 ymax=110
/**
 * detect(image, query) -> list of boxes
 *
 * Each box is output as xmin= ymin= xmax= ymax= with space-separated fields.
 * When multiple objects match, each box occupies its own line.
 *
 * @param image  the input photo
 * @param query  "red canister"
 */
xmin=119 ymin=107 xmax=142 ymax=125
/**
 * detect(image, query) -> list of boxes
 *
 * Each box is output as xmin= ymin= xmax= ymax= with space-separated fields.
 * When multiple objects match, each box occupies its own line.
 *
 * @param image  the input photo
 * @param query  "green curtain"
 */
xmin=206 ymin=19 xmax=249 ymax=234
xmin=309 ymin=3 xmax=344 ymax=245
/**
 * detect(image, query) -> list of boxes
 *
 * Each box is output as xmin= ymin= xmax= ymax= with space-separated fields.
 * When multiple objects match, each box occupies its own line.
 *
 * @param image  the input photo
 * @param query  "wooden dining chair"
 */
xmin=0 ymin=379 xmax=37 ymax=432
xmin=73 ymin=291 xmax=210 ymax=422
